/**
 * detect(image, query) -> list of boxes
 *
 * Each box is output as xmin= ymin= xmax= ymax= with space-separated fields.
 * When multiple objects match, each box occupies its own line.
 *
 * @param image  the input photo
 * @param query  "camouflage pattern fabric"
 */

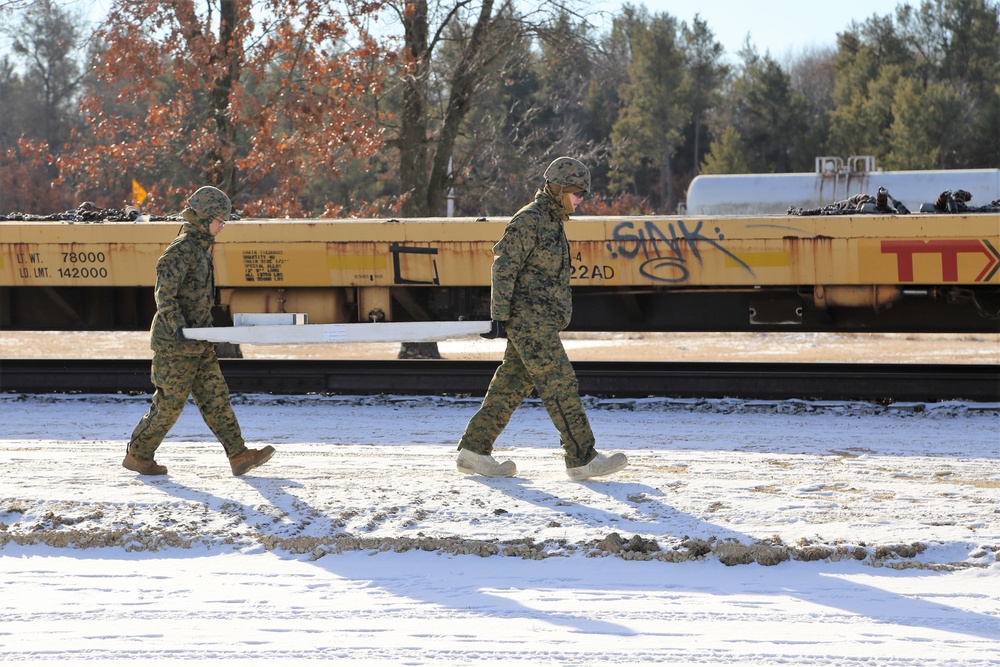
xmin=542 ymin=156 xmax=591 ymax=193
xmin=457 ymin=321 xmax=597 ymax=468
xmin=149 ymin=221 xmax=218 ymax=354
xmin=127 ymin=211 xmax=246 ymax=461
xmin=458 ymin=185 xmax=598 ymax=468
xmin=489 ymin=190 xmax=573 ymax=326
xmin=128 ymin=349 xmax=245 ymax=459
xmin=186 ymin=186 xmax=232 ymax=222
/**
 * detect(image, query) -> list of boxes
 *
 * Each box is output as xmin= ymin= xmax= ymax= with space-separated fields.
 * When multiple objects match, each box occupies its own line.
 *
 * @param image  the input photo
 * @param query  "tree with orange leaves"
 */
xmin=56 ymin=0 xmax=393 ymax=216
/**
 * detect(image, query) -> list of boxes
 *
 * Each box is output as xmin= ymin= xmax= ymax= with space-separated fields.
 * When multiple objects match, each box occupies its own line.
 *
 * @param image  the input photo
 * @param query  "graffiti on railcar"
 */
xmin=606 ymin=219 xmax=753 ymax=283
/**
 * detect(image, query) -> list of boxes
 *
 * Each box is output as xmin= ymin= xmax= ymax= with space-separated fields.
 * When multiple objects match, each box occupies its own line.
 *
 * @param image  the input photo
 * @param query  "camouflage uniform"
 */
xmin=127 ymin=187 xmax=248 ymax=461
xmin=457 ymin=158 xmax=598 ymax=468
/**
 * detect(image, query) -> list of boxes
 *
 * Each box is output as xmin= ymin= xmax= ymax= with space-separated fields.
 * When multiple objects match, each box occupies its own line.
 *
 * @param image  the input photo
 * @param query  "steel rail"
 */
xmin=1 ymin=359 xmax=997 ymax=403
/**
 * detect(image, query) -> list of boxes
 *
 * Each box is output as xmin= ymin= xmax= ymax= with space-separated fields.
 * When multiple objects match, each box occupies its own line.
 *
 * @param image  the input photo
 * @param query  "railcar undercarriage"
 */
xmin=2 ymin=284 xmax=997 ymax=334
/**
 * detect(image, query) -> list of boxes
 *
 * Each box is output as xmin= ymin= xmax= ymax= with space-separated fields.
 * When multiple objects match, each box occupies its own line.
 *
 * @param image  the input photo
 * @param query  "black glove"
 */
xmin=175 ymin=327 xmax=190 ymax=343
xmin=481 ymin=320 xmax=507 ymax=339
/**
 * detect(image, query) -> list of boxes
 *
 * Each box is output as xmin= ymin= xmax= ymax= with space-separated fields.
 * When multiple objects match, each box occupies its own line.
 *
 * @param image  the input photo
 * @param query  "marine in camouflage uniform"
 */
xmin=123 ymin=186 xmax=274 ymax=476
xmin=456 ymin=158 xmax=628 ymax=481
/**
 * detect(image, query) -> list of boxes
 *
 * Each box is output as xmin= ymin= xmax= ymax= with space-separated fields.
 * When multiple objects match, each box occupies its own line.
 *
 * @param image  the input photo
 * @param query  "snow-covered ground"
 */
xmin=1 ymin=392 xmax=998 ymax=665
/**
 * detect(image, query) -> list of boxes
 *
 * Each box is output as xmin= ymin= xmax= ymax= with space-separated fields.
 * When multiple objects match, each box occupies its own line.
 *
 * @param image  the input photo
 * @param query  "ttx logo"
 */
xmin=881 ymin=240 xmax=1000 ymax=282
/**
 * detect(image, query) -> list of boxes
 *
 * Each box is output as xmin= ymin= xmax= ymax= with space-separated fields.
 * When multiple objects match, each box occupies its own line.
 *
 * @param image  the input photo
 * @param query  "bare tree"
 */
xmin=378 ymin=0 xmax=593 ymax=217
xmin=373 ymin=0 xmax=593 ymax=357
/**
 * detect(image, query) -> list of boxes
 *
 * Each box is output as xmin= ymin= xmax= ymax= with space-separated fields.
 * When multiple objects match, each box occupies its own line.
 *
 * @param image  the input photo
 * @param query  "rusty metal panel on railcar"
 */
xmin=2 ymin=214 xmax=998 ymax=290
xmin=211 ymin=219 xmax=506 ymax=288
xmin=0 ymin=221 xmax=177 ymax=287
xmin=213 ymin=240 xmax=499 ymax=287
xmin=571 ymin=215 xmax=1000 ymax=288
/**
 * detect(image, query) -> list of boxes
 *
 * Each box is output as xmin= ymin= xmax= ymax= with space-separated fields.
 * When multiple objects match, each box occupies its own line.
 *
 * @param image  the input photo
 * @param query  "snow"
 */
xmin=1 ymin=392 xmax=998 ymax=665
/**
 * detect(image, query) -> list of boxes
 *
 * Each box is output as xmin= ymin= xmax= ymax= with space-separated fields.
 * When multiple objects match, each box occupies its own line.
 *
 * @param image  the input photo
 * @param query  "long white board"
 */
xmin=183 ymin=320 xmax=493 ymax=345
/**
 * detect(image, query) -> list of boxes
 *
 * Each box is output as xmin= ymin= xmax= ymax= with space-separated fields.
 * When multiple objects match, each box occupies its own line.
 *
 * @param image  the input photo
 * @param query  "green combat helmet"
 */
xmin=186 ymin=186 xmax=232 ymax=222
xmin=543 ymin=156 xmax=590 ymax=194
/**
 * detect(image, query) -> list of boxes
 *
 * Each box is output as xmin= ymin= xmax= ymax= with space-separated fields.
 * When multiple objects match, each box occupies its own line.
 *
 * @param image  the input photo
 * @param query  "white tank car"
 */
xmin=685 ymin=156 xmax=1000 ymax=215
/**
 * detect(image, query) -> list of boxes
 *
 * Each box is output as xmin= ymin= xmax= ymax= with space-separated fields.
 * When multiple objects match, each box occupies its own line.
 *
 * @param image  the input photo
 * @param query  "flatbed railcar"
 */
xmin=1 ymin=213 xmax=998 ymax=333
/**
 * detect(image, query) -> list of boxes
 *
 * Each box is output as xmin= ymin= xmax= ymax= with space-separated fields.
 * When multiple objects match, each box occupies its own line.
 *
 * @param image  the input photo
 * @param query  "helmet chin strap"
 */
xmin=544 ymin=182 xmax=575 ymax=219
xmin=181 ymin=208 xmax=214 ymax=233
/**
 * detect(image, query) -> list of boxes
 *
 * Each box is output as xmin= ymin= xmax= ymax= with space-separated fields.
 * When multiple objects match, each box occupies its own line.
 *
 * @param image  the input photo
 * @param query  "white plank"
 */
xmin=233 ymin=313 xmax=308 ymax=326
xmin=182 ymin=320 xmax=493 ymax=345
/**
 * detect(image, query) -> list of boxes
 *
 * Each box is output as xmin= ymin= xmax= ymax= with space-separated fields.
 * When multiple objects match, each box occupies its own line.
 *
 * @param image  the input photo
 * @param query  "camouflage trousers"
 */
xmin=128 ymin=348 xmax=246 ymax=460
xmin=457 ymin=322 xmax=597 ymax=468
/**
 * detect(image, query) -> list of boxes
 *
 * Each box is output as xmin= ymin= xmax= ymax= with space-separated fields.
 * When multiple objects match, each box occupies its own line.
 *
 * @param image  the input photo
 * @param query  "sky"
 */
xmin=25 ymin=0 xmax=908 ymax=64
xmin=589 ymin=0 xmax=907 ymax=61
xmin=1 ymin=381 xmax=998 ymax=662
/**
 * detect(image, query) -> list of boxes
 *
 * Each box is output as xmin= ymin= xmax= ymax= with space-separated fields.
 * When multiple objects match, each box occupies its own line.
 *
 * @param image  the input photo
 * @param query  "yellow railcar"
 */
xmin=1 ymin=213 xmax=998 ymax=332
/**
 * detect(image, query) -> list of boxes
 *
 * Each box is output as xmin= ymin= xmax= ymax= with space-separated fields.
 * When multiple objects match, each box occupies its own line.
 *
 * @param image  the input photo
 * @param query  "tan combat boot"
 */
xmin=122 ymin=453 xmax=168 ymax=475
xmin=229 ymin=446 xmax=276 ymax=476
xmin=456 ymin=448 xmax=516 ymax=477
xmin=566 ymin=452 xmax=628 ymax=481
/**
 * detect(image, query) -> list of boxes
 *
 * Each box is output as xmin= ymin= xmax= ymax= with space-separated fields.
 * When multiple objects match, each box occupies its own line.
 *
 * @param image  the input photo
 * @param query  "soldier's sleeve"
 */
xmin=490 ymin=211 xmax=537 ymax=321
xmin=153 ymin=239 xmax=193 ymax=333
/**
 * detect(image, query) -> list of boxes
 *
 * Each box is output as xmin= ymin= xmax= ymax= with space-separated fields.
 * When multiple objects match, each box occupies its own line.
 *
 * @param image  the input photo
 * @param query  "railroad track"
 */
xmin=1 ymin=359 xmax=997 ymax=403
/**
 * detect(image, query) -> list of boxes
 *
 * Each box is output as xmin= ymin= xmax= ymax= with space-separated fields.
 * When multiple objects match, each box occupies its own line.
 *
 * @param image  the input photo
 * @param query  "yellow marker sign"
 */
xmin=132 ymin=180 xmax=148 ymax=206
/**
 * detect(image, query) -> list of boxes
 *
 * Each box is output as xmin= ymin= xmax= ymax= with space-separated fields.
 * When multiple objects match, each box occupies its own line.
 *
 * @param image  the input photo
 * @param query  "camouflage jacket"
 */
xmin=490 ymin=189 xmax=573 ymax=330
xmin=149 ymin=222 xmax=217 ymax=354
